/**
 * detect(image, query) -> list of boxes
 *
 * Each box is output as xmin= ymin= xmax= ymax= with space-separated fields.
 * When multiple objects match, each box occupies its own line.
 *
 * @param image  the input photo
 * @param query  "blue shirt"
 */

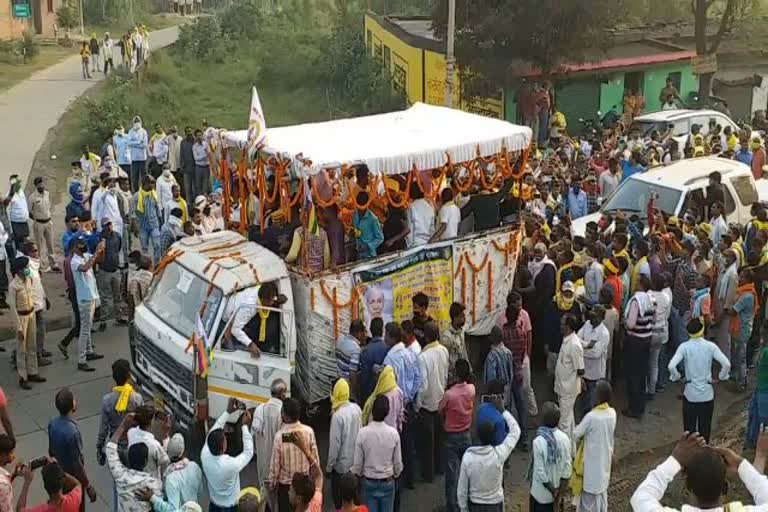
xmin=62 ymin=229 xmax=79 ymax=256
xmin=135 ymin=193 xmax=161 ymax=232
xmin=383 ymin=342 xmax=422 ymax=403
xmin=735 ymin=149 xmax=754 ymax=166
xmin=353 ymin=210 xmax=383 ymax=259
xmin=48 ymin=415 xmax=83 ymax=476
xmin=65 ymin=201 xmax=86 ymax=222
xmin=476 ymin=402 xmax=507 ymax=446
xmin=621 ymin=160 xmax=645 ymax=183
xmin=71 ymin=253 xmax=99 ymax=302
xmin=566 ymin=189 xmax=588 ymax=219
xmin=733 ymin=292 xmax=756 ymax=342
xmin=360 ymin=337 xmax=390 ymax=400
xmin=113 ymin=133 xmax=132 ymax=166
xmin=127 ymin=127 xmax=148 ymax=162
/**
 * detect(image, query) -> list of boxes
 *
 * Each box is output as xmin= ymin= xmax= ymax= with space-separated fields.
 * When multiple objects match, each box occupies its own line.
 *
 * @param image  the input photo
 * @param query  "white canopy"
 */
xmin=220 ymin=102 xmax=532 ymax=176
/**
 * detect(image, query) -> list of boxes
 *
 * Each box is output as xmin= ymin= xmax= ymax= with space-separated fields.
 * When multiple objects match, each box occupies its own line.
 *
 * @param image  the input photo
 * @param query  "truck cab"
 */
xmin=132 ymin=231 xmax=295 ymax=428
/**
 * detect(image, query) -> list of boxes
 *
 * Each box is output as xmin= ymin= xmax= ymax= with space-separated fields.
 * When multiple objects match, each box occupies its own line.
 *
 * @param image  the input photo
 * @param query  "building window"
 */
xmin=383 ymin=46 xmax=390 ymax=71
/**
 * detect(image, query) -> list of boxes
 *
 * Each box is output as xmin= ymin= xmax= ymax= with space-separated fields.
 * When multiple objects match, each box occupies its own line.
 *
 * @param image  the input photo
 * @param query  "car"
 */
xmin=571 ymin=157 xmax=760 ymax=238
xmin=631 ymin=109 xmax=741 ymax=149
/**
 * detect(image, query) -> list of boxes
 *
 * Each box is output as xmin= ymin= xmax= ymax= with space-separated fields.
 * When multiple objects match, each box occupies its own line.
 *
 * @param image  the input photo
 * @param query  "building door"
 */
xmin=32 ymin=0 xmax=43 ymax=34
xmin=624 ymin=71 xmax=645 ymax=96
xmin=555 ymin=79 xmax=601 ymax=136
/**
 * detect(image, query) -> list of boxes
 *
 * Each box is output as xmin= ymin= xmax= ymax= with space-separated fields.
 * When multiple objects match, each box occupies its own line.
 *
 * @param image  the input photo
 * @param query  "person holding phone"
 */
xmin=68 ymin=234 xmax=105 ymax=372
xmin=287 ymin=432 xmax=323 ymax=512
xmin=201 ymin=398 xmax=253 ymax=512
xmin=15 ymin=460 xmax=83 ymax=512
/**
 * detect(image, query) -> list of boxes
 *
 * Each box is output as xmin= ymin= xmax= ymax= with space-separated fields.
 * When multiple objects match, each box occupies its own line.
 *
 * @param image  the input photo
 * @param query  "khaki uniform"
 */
xmin=27 ymin=190 xmax=57 ymax=270
xmin=9 ymin=276 xmax=38 ymax=380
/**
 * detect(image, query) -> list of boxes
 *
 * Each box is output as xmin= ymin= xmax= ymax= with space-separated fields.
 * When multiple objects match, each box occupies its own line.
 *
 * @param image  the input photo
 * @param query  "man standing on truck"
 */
xmin=228 ymin=282 xmax=287 ymax=358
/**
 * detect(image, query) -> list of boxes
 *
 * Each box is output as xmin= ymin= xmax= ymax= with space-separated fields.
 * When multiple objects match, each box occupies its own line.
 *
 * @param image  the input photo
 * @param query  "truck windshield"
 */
xmin=631 ymin=120 xmax=667 ymax=137
xmin=601 ymin=179 xmax=681 ymax=218
xmin=144 ymin=262 xmax=223 ymax=338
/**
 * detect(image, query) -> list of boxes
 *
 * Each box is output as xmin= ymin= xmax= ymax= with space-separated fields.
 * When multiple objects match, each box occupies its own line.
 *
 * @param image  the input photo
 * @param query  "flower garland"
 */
xmin=318 ymin=280 xmax=360 ymax=339
xmin=464 ymin=251 xmax=490 ymax=324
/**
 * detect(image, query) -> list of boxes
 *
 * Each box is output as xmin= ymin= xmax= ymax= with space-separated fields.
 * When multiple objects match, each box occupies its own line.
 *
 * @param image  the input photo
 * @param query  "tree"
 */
xmin=431 ymin=0 xmax=623 ymax=98
xmin=693 ymin=0 xmax=751 ymax=99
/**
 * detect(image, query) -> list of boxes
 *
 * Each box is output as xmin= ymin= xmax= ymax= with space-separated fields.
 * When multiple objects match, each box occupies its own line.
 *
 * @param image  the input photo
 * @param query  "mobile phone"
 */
xmin=30 ymin=457 xmax=48 ymax=470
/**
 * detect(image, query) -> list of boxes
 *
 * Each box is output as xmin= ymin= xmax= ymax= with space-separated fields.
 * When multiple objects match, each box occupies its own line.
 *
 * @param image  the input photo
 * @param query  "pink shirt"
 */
xmin=439 ymin=382 xmax=476 ymax=433
xmin=24 ymin=486 xmax=82 ymax=512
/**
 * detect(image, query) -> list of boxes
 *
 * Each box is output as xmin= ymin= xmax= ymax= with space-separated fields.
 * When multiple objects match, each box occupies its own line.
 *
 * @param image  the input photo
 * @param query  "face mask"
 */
xmin=22 ymin=268 xmax=31 ymax=278
xmin=133 ymin=122 xmax=141 ymax=129
xmin=130 ymin=263 xmax=138 ymax=270
xmin=162 ymin=169 xmax=171 ymax=177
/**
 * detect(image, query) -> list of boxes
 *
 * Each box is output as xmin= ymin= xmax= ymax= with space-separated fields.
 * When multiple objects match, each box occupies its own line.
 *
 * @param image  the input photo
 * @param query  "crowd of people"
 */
xmin=80 ymin=26 xmax=151 ymax=79
xmin=5 ymin=82 xmax=768 ymax=512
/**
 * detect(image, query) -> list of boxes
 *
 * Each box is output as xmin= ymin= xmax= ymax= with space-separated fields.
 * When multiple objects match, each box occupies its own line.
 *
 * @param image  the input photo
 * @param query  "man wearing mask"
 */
xmin=95 ymin=219 xmax=125 ymax=329
xmin=21 ymin=242 xmax=52 ymax=368
xmin=116 ymin=177 xmax=133 ymax=263
xmin=157 ymin=164 xmax=178 ymax=221
xmin=135 ymin=176 xmax=162 ymax=264
xmin=27 ymin=177 xmax=60 ymax=272
xmin=69 ymin=234 xmax=105 ymax=372
xmin=113 ymin=125 xmax=132 ymax=178
xmin=5 ymin=175 xmax=29 ymax=252
xmin=148 ymin=124 xmax=167 ymax=178
xmin=567 ymin=178 xmax=588 ymax=220
xmin=192 ymin=129 xmax=210 ymax=199
xmin=128 ymin=115 xmax=149 ymax=192
xmin=9 ymin=256 xmax=47 ymax=388
xmin=179 ymin=127 xmax=196 ymax=200
xmin=79 ymin=144 xmax=101 ymax=178
xmin=94 ymin=176 xmax=124 ymax=236
xmin=166 ymin=126 xmax=183 ymax=181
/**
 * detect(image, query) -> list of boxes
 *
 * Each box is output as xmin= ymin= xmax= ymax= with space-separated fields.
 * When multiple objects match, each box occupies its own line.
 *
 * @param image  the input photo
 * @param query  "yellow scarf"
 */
xmin=570 ymin=403 xmax=610 ymax=496
xmin=752 ymin=218 xmax=768 ymax=233
xmin=556 ymin=261 xmax=574 ymax=292
xmin=331 ymin=379 xmax=350 ymax=413
xmin=113 ymin=384 xmax=134 ymax=413
xmin=136 ymin=188 xmax=158 ymax=215
xmin=258 ymin=309 xmax=270 ymax=342
xmin=176 ymin=197 xmax=189 ymax=223
xmin=630 ymin=255 xmax=648 ymax=294
xmin=732 ymin=242 xmax=745 ymax=268
xmin=362 ymin=366 xmax=397 ymax=425
xmin=555 ymin=292 xmax=575 ymax=311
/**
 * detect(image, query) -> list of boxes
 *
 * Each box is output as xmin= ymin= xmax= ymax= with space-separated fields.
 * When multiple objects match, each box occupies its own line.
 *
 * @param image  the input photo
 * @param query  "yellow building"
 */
xmin=364 ymin=12 xmax=503 ymax=119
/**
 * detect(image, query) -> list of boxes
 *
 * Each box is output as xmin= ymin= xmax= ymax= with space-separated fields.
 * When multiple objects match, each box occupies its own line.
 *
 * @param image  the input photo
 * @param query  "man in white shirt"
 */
xmin=201 ymin=398 xmax=254 ymax=511
xmin=530 ymin=402 xmax=572 ymax=512
xmin=328 ymin=379 xmax=362 ymax=510
xmin=94 ymin=177 xmax=124 ymax=234
xmin=555 ymin=314 xmax=585 ymax=442
xmin=431 ymin=188 xmax=461 ymax=242
xmin=252 ymin=379 xmax=285 ymax=512
xmin=668 ymin=317 xmax=730 ymax=443
xmin=407 ymin=185 xmax=435 ymax=248
xmin=127 ymin=405 xmax=169 ymax=480
xmin=597 ymin=163 xmax=619 ymax=201
xmin=573 ymin=380 xmax=616 ymax=512
xmin=576 ymin=306 xmax=609 ymax=418
xmin=415 ymin=321 xmax=449 ymax=483
xmin=351 ymin=396 xmax=402 ymax=512
xmin=5 ymin=175 xmax=29 ymax=251
xmin=457 ymin=403 xmax=521 ymax=512
xmin=631 ymin=431 xmax=768 ymax=512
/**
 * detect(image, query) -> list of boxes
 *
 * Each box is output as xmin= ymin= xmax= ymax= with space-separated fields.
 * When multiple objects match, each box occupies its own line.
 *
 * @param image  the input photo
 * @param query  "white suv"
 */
xmin=571 ymin=157 xmax=760 ymax=237
xmin=631 ymin=109 xmax=740 ymax=148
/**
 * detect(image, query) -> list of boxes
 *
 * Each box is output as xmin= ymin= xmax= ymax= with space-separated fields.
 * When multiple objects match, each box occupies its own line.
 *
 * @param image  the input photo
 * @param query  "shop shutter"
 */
xmin=554 ymin=79 xmax=601 ymax=136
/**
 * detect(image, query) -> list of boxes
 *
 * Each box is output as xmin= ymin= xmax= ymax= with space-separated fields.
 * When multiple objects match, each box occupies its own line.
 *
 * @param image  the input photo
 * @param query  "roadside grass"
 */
xmin=0 ymin=12 xmax=186 ymax=92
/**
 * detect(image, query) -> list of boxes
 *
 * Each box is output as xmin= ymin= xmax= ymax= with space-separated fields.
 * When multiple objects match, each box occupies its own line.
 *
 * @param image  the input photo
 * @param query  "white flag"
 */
xmin=196 ymin=313 xmax=211 ymax=349
xmin=247 ymin=86 xmax=268 ymax=152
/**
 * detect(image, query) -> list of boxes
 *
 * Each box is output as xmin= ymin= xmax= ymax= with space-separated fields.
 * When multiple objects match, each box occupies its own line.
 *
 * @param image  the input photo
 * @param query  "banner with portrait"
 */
xmin=353 ymin=245 xmax=454 ymax=332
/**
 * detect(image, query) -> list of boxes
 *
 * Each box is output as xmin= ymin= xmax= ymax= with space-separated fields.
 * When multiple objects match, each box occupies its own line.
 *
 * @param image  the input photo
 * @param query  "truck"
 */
xmin=131 ymin=102 xmax=531 ymax=426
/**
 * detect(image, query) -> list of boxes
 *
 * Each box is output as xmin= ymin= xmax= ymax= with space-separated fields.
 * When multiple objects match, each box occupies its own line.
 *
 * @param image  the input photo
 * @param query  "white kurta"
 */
xmin=157 ymin=176 xmax=176 ymax=218
xmin=251 ymin=397 xmax=282 ymax=505
xmin=573 ymin=407 xmax=616 ymax=494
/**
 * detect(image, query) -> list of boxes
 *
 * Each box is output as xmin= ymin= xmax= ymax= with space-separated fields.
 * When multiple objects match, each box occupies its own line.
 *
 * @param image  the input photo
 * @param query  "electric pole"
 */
xmin=444 ymin=0 xmax=455 ymax=108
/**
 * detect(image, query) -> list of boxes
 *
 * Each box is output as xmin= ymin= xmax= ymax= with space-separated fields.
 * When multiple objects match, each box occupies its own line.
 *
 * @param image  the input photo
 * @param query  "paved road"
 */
xmin=0 ymin=25 xmax=180 ymax=187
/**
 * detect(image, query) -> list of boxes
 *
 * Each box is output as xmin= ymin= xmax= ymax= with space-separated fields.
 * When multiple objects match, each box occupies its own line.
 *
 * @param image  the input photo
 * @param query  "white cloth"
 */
xmin=457 ymin=411 xmax=520 ymax=511
xmin=407 ymin=198 xmax=435 ymax=247
xmin=327 ymin=401 xmax=362 ymax=474
xmin=710 ymin=215 xmax=728 ymax=247
xmin=530 ymin=428 xmax=572 ymax=504
xmin=127 ymin=427 xmax=170 ymax=480
xmin=251 ymin=397 xmax=282 ymax=491
xmin=630 ymin=456 xmax=768 ymax=511
xmin=597 ymin=172 xmax=618 ymax=199
xmin=0 ymin=223 xmax=8 ymax=261
xmin=102 ymin=38 xmax=114 ymax=60
xmin=8 ymin=191 xmax=28 ymax=223
xmin=201 ymin=412 xmax=254 ymax=507
xmin=163 ymin=461 xmax=203 ymax=509
xmin=157 ymin=176 xmax=177 ymax=216
xmin=577 ymin=322 xmax=610 ymax=380
xmin=154 ymin=138 xmax=169 ymax=164
xmin=91 ymin=187 xmax=105 ymax=222
xmin=415 ymin=343 xmax=449 ymax=412
xmin=554 ymin=333 xmax=584 ymax=397
xmin=650 ymin=288 xmax=672 ymax=341
xmin=668 ymin=337 xmax=730 ymax=402
xmin=573 ymin=407 xmax=616 ymax=494
xmin=27 ymin=259 xmax=46 ymax=311
xmin=229 ymin=288 xmax=259 ymax=347
xmin=97 ymin=191 xmax=124 ymax=234
xmin=438 ymin=201 xmax=460 ymax=240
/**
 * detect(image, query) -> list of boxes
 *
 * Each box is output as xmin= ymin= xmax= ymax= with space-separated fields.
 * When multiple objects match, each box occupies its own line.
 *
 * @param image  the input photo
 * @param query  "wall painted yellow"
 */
xmin=364 ymin=13 xmax=503 ymax=119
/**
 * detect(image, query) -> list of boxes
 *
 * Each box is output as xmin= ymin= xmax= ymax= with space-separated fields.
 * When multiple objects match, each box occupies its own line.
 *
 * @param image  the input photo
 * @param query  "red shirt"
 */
xmin=24 ymin=485 xmax=82 ymax=512
xmin=438 ymin=382 xmax=476 ymax=433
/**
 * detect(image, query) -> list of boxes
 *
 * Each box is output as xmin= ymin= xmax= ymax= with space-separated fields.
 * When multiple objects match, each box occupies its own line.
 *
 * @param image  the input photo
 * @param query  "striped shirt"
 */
xmin=383 ymin=342 xmax=422 ymax=404
xmin=500 ymin=311 xmax=531 ymax=386
xmin=336 ymin=334 xmax=361 ymax=380
xmin=484 ymin=345 xmax=513 ymax=386
xmin=672 ymin=260 xmax=698 ymax=313
xmin=268 ymin=422 xmax=319 ymax=486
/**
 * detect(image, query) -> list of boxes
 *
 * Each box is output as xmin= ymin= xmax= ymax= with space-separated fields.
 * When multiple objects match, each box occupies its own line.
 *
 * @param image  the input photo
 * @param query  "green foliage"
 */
xmin=432 ymin=0 xmax=621 ymax=97
xmin=175 ymin=16 xmax=227 ymax=60
xmin=56 ymin=5 xmax=79 ymax=30
xmin=20 ymin=32 xmax=39 ymax=60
